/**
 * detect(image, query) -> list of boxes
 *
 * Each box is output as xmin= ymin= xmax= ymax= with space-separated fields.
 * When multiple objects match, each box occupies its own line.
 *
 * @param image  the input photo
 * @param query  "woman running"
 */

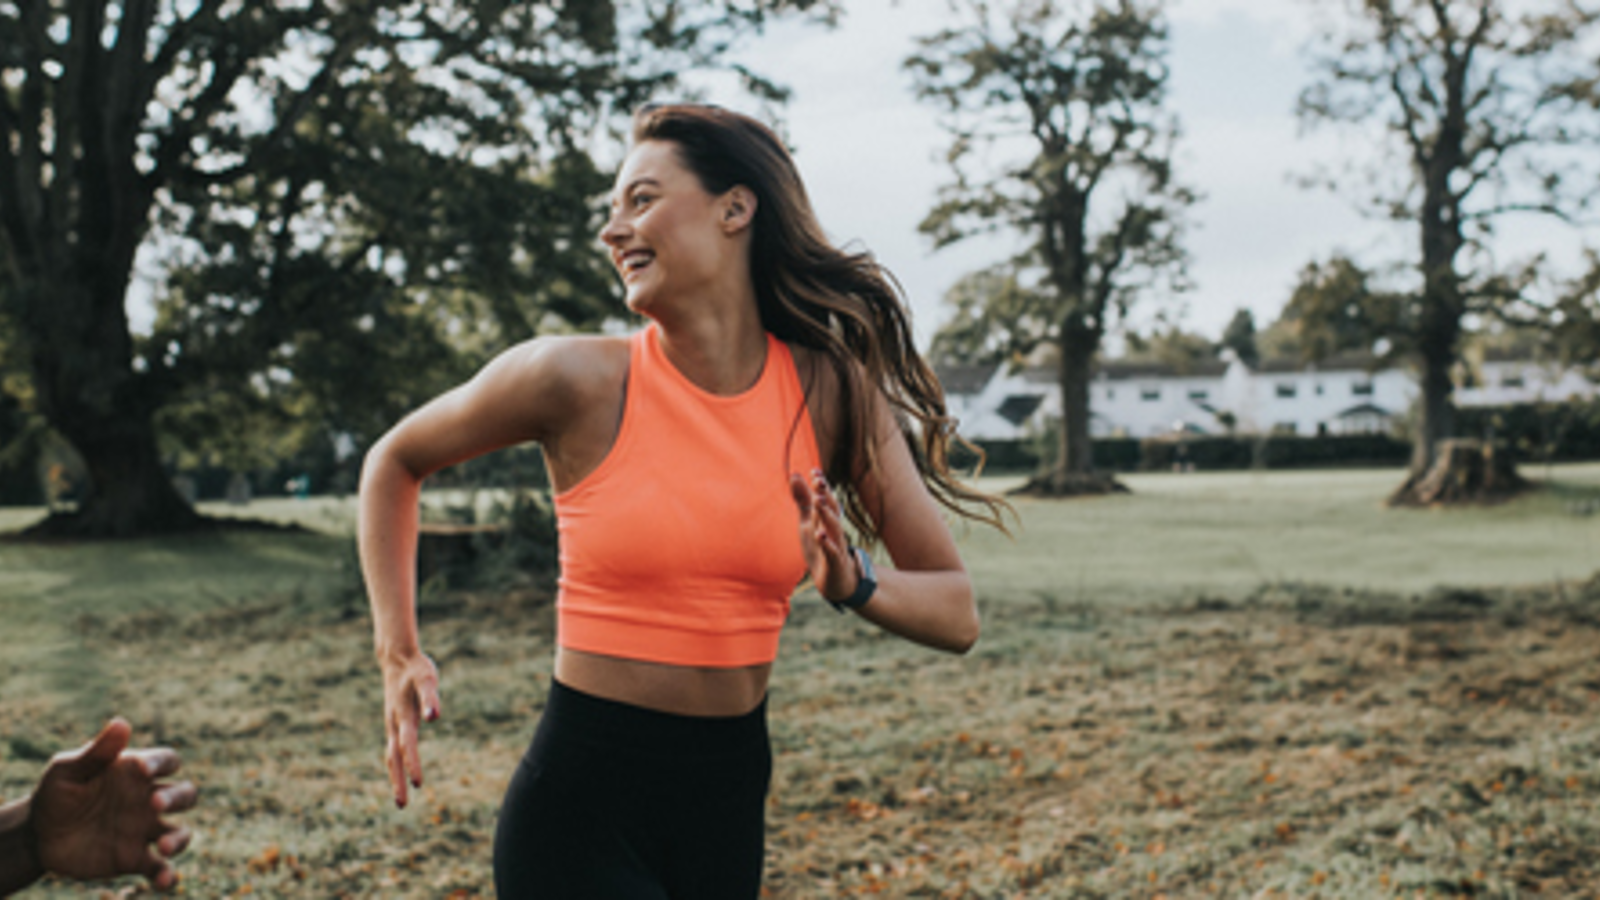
xmin=360 ymin=103 xmax=1006 ymax=899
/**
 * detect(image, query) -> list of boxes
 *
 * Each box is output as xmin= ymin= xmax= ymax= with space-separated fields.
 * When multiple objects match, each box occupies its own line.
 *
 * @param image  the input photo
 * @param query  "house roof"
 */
xmin=1017 ymin=360 xmax=1228 ymax=384
xmin=1097 ymin=359 xmax=1228 ymax=379
xmin=996 ymin=394 xmax=1045 ymax=426
xmin=1256 ymin=352 xmax=1386 ymax=374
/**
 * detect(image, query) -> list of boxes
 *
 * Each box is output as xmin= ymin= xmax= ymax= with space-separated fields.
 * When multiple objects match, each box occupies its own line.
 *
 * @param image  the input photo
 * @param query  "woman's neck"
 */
xmin=652 ymin=307 xmax=768 ymax=397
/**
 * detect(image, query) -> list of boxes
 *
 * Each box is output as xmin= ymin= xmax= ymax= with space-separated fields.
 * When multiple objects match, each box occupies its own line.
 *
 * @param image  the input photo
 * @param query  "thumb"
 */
xmin=54 ymin=718 xmax=132 ymax=781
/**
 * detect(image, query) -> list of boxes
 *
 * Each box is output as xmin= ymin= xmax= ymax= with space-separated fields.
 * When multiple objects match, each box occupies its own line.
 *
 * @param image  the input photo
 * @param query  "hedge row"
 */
xmin=948 ymin=400 xmax=1600 ymax=476
xmin=952 ymin=434 xmax=1413 ymax=474
xmin=1457 ymin=402 xmax=1600 ymax=463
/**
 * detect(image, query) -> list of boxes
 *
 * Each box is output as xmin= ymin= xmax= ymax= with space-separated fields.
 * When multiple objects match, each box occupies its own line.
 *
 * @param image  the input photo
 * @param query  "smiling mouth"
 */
xmin=618 ymin=250 xmax=654 ymax=278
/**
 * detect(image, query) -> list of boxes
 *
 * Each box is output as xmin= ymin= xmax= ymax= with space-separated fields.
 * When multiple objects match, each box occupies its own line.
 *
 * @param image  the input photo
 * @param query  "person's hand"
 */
xmin=30 ymin=718 xmax=196 ymax=890
xmin=381 ymin=651 xmax=441 ymax=809
xmin=789 ymin=469 xmax=860 ymax=604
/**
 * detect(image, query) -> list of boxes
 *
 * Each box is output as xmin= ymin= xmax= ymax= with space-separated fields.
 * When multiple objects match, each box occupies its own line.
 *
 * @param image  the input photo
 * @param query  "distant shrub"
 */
xmin=1140 ymin=434 xmax=1411 ymax=471
xmin=419 ymin=489 xmax=559 ymax=593
xmin=1457 ymin=400 xmax=1600 ymax=463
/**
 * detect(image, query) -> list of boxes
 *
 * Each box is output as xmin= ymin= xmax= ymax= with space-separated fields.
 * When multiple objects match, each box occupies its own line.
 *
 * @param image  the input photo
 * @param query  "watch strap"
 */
xmin=828 ymin=546 xmax=877 ymax=613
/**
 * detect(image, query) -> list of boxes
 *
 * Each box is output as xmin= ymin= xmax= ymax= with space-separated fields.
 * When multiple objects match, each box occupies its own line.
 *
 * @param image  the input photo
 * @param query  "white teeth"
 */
xmin=622 ymin=252 xmax=653 ymax=272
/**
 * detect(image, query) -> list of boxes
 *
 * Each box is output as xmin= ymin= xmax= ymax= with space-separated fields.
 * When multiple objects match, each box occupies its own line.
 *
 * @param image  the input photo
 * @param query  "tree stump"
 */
xmin=1009 ymin=468 xmax=1130 ymax=498
xmin=1387 ymin=439 xmax=1529 ymax=507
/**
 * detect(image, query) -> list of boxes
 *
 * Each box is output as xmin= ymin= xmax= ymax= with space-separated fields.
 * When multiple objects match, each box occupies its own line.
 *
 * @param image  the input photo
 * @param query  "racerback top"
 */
xmin=553 ymin=323 xmax=822 ymax=668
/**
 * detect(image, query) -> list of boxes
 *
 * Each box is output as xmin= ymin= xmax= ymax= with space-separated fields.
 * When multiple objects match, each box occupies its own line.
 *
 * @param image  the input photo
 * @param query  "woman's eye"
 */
xmin=632 ymin=193 xmax=654 ymax=209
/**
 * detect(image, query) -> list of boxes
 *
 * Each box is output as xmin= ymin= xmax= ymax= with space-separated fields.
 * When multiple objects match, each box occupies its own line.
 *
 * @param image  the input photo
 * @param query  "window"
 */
xmin=1314 ymin=383 xmax=1325 ymax=396
xmin=1106 ymin=388 xmax=1116 ymax=401
xmin=1273 ymin=421 xmax=1298 ymax=435
xmin=1141 ymin=387 xmax=1161 ymax=402
xmin=1351 ymin=381 xmax=1374 ymax=396
xmin=1188 ymin=389 xmax=1209 ymax=401
xmin=1501 ymin=373 xmax=1526 ymax=389
xmin=1275 ymin=383 xmax=1297 ymax=399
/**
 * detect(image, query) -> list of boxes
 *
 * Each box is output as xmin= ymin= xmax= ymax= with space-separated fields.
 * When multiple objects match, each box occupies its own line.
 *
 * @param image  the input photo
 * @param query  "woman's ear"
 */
xmin=720 ymin=185 xmax=757 ymax=235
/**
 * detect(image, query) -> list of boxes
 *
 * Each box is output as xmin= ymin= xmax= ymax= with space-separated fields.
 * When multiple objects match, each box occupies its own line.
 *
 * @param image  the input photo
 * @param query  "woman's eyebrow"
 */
xmin=610 ymin=176 xmax=662 ymax=207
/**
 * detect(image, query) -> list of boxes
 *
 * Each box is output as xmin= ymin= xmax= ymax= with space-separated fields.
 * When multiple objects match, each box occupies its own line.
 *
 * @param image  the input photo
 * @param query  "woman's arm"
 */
xmin=791 ymin=383 xmax=979 ymax=654
xmin=360 ymin=336 xmax=621 ymax=808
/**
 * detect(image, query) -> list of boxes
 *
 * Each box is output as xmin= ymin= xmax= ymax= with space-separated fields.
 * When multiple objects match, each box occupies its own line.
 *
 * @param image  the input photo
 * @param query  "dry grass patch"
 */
xmin=6 ymin=575 xmax=1600 ymax=898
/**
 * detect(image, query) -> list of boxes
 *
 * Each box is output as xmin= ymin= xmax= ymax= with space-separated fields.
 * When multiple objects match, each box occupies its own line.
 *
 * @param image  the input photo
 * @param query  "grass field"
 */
xmin=2 ymin=465 xmax=1600 ymax=898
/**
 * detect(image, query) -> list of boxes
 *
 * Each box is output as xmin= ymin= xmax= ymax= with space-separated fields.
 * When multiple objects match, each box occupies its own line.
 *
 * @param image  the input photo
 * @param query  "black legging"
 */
xmin=493 ymin=680 xmax=771 ymax=899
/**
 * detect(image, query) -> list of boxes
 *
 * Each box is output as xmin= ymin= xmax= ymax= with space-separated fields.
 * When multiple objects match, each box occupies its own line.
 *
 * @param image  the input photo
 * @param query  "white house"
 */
xmin=1458 ymin=349 xmax=1599 ymax=407
xmin=938 ymin=351 xmax=1595 ymax=442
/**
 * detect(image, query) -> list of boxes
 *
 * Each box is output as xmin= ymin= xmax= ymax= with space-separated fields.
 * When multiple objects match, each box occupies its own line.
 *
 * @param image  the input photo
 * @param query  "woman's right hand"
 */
xmin=380 ymin=652 xmax=441 ymax=809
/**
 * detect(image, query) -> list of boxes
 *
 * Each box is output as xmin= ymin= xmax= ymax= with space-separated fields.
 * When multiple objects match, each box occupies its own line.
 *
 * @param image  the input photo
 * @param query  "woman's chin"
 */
xmin=623 ymin=289 xmax=652 ymax=316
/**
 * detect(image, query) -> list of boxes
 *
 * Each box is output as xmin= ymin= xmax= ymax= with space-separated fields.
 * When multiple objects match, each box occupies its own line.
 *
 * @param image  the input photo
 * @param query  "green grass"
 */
xmin=965 ymin=464 xmax=1600 ymax=602
xmin=2 ymin=464 xmax=1599 ymax=898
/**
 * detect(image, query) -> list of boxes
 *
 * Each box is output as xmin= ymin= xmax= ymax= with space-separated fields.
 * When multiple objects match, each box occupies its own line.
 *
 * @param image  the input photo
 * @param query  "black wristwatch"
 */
xmin=828 ymin=546 xmax=877 ymax=613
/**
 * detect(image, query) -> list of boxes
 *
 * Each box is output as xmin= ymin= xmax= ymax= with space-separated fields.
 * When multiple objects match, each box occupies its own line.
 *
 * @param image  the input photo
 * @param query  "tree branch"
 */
xmin=167 ymin=19 xmax=372 ymax=190
xmin=1461 ymin=201 xmax=1572 ymax=223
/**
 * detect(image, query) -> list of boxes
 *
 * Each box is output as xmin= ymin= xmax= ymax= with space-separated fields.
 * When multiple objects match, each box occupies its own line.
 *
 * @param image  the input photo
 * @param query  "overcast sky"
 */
xmin=128 ymin=1 xmax=1586 ymax=349
xmin=700 ymin=0 xmax=1583 ymax=348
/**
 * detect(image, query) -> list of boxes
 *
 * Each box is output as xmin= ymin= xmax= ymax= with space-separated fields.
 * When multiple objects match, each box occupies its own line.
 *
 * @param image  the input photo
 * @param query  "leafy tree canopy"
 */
xmin=0 ymin=0 xmax=832 ymax=533
xmin=909 ymin=0 xmax=1191 ymax=493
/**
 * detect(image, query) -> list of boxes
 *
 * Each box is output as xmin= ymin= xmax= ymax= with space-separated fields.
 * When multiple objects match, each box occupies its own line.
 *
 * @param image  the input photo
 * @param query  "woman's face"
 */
xmin=600 ymin=139 xmax=744 ymax=316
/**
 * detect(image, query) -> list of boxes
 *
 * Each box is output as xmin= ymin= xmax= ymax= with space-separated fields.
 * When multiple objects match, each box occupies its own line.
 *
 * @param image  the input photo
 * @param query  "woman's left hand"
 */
xmin=789 ymin=469 xmax=859 ymax=604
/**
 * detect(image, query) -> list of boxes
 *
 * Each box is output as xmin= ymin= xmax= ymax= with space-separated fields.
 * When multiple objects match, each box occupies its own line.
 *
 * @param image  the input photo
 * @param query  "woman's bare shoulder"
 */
xmin=497 ymin=333 xmax=629 ymax=397
xmin=450 ymin=333 xmax=631 ymax=445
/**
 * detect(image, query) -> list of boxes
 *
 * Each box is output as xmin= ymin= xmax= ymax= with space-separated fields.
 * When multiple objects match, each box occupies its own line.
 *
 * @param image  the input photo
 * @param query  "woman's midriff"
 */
xmin=553 ymin=647 xmax=772 ymax=717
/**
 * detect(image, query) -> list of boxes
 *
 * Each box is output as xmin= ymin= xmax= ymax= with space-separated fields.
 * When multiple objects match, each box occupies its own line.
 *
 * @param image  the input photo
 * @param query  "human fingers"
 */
xmin=150 ymin=860 xmax=178 ymax=892
xmin=139 ymin=848 xmax=175 ymax=891
xmin=809 ymin=469 xmax=844 ymax=517
xmin=386 ymin=731 xmax=409 ymax=808
xmin=789 ymin=473 xmax=814 ymax=518
xmin=152 ymin=780 xmax=197 ymax=815
xmin=419 ymin=676 xmax=442 ymax=724
xmin=54 ymin=717 xmax=132 ymax=781
xmin=156 ymin=825 xmax=192 ymax=859
xmin=808 ymin=472 xmax=847 ymax=545
xmin=128 ymin=747 xmax=181 ymax=781
xmin=399 ymin=709 xmax=424 ymax=790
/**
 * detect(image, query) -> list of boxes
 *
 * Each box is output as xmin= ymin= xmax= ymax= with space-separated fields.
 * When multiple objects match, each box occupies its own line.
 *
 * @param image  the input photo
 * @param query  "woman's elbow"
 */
xmin=360 ymin=433 xmax=425 ymax=494
xmin=950 ymin=605 xmax=980 ymax=655
xmin=939 ymin=581 xmax=980 ymax=655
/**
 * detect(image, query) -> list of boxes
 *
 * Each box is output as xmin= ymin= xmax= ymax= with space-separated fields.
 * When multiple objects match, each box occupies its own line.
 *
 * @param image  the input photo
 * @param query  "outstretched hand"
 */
xmin=30 ymin=718 xmax=196 ymax=891
xmin=789 ymin=469 xmax=860 ymax=604
xmin=381 ymin=652 xmax=441 ymax=810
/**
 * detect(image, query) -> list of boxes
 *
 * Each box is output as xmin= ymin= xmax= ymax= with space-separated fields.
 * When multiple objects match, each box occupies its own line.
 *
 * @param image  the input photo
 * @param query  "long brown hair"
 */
xmin=631 ymin=103 xmax=1009 ymax=543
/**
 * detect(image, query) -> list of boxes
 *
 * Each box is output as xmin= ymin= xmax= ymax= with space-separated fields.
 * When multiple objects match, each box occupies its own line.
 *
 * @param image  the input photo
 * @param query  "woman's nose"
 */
xmin=600 ymin=211 xmax=628 ymax=246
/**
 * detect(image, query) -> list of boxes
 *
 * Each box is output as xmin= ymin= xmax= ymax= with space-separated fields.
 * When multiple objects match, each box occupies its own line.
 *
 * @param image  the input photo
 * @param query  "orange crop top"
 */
xmin=553 ymin=323 xmax=822 ymax=668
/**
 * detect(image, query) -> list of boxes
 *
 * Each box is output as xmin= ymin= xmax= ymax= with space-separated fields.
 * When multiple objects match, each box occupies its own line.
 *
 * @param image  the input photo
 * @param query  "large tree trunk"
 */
xmin=17 ymin=280 xmax=201 ymax=537
xmin=1386 ymin=81 xmax=1511 ymax=507
xmin=27 ymin=421 xmax=203 ymax=537
xmin=1388 ymin=438 xmax=1528 ymax=507
xmin=1014 ymin=323 xmax=1127 ymax=498
xmin=1409 ymin=341 xmax=1457 ymax=476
